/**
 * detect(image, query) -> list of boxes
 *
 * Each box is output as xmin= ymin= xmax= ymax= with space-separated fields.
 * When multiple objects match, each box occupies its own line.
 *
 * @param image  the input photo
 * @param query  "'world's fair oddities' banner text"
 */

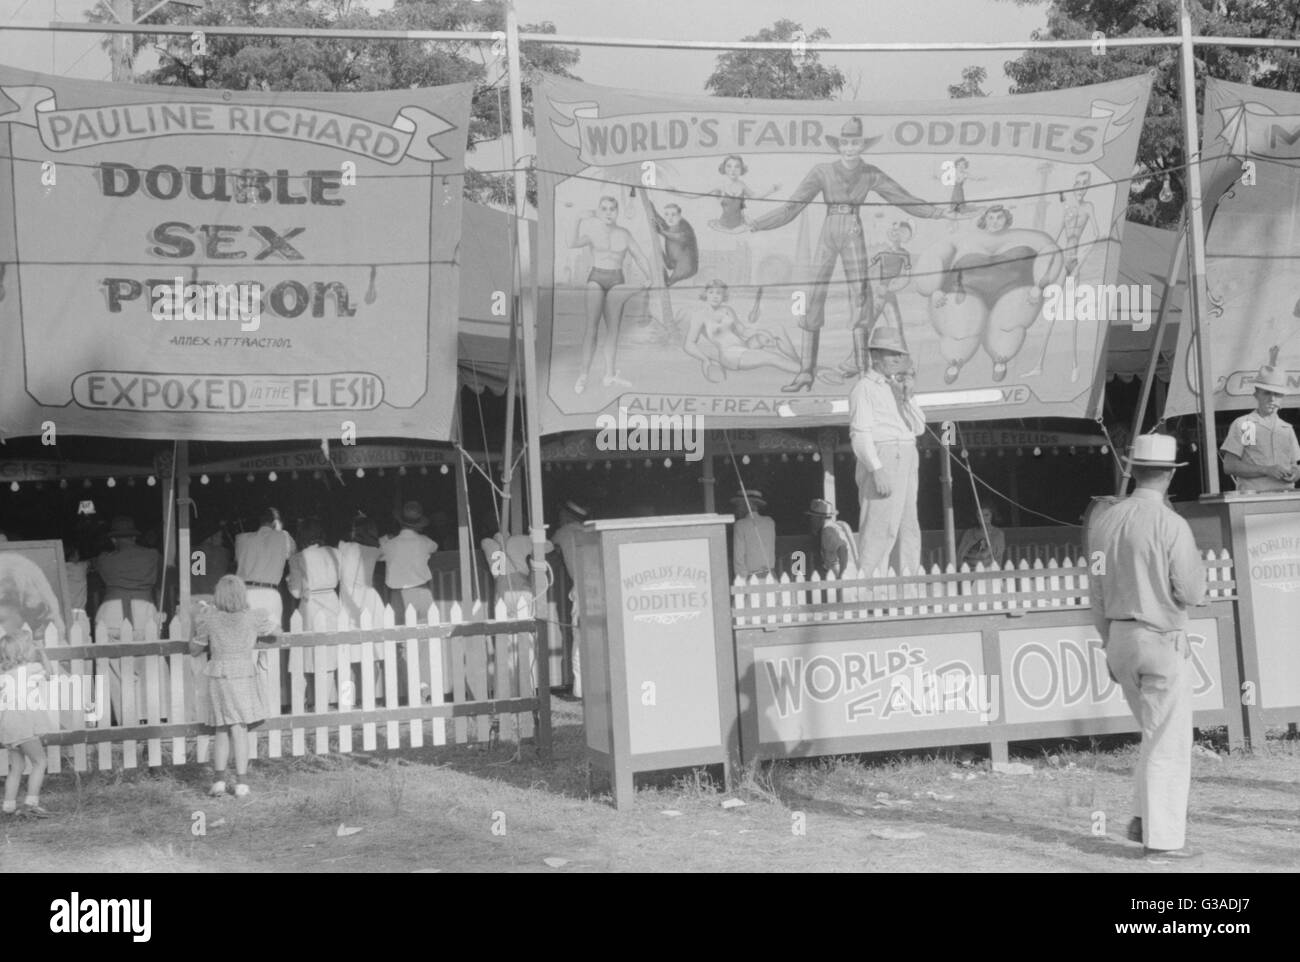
xmin=1165 ymin=79 xmax=1300 ymax=417
xmin=535 ymin=75 xmax=1151 ymax=432
xmin=0 ymin=65 xmax=472 ymax=441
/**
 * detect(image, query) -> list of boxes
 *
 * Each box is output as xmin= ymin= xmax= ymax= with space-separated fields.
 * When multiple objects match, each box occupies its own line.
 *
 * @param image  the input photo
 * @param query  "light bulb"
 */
xmin=356 ymin=468 xmax=365 ymax=478
xmin=420 ymin=466 xmax=428 ymax=475
xmin=246 ymin=473 xmax=255 ymax=483
xmin=1100 ymin=445 xmax=1110 ymax=455
xmin=742 ymin=455 xmax=751 ymax=465
xmin=83 ymin=479 xmax=92 ymax=489
xmin=200 ymin=474 xmax=210 ymax=485
xmin=440 ymin=465 xmax=449 ymax=475
xmin=1158 ymin=176 xmax=1173 ymax=204
xmin=663 ymin=458 xmax=671 ymax=468
xmin=268 ymin=471 xmax=277 ymax=482
xmin=812 ymin=453 xmax=821 ymax=462
xmin=59 ymin=479 xmax=68 ymax=489
xmin=106 ymin=477 xmax=116 ymax=488
xmin=147 ymin=476 xmax=156 ymax=487
xmin=1033 ymin=447 xmax=1042 ymax=457
xmin=398 ymin=466 xmax=407 ymax=477
xmin=8 ymin=482 xmax=17 ymax=492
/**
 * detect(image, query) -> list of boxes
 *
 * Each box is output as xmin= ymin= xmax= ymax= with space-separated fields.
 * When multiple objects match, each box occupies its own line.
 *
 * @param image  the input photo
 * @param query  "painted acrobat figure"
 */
xmin=748 ymin=117 xmax=953 ymax=391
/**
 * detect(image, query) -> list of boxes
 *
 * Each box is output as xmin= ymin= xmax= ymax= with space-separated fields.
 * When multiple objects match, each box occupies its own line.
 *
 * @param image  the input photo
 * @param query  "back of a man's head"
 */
xmin=259 ymin=507 xmax=282 ymax=528
xmin=1132 ymin=465 xmax=1175 ymax=493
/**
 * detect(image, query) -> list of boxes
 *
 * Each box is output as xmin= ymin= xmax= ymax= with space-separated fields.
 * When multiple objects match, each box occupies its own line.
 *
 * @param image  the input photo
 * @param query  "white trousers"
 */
xmin=856 ymin=442 xmax=921 ymax=579
xmin=95 ymin=599 xmax=169 ymax=726
xmin=1106 ymin=621 xmax=1193 ymax=851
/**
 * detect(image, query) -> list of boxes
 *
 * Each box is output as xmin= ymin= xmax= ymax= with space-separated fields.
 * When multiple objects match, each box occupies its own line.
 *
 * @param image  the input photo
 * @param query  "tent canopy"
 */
xmin=457 ymin=203 xmax=537 ymax=396
xmin=1107 ymin=222 xmax=1184 ymax=383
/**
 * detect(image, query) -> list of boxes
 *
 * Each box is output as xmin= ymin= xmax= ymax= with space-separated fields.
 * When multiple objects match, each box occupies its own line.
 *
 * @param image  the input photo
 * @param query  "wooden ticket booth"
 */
xmin=572 ymin=514 xmax=740 ymax=808
xmin=1176 ymin=492 xmax=1300 ymax=741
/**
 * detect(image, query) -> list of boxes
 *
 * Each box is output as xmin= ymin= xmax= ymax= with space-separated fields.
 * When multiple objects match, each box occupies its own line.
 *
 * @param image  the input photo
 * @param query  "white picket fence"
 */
xmin=0 ymin=599 xmax=539 ymax=774
xmin=733 ymin=550 xmax=1235 ymax=625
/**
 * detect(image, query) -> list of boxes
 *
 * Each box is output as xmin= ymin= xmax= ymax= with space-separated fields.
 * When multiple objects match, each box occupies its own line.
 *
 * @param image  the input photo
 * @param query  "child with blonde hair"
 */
xmin=0 ymin=602 xmax=56 ymax=818
xmin=190 ymin=575 xmax=278 ymax=797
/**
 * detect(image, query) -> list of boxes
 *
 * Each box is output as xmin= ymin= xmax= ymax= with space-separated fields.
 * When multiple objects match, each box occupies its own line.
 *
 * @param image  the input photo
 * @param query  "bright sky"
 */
xmin=1 ymin=0 xmax=1046 ymax=92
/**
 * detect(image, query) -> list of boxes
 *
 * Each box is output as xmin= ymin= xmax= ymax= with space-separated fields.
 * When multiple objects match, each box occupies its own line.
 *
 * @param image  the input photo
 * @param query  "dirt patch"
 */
xmin=2 ymin=701 xmax=1297 ymax=872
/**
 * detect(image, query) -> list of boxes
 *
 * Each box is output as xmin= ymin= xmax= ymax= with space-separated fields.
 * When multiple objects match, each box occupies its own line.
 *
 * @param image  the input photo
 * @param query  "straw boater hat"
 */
xmin=1126 ymin=434 xmax=1187 ymax=469
xmin=826 ymin=116 xmax=881 ymax=151
xmin=807 ymin=498 xmax=837 ymax=518
xmin=1253 ymin=347 xmax=1292 ymax=395
xmin=867 ymin=326 xmax=909 ymax=355
xmin=107 ymin=516 xmax=140 ymax=539
xmin=394 ymin=500 xmax=429 ymax=530
xmin=731 ymin=488 xmax=767 ymax=508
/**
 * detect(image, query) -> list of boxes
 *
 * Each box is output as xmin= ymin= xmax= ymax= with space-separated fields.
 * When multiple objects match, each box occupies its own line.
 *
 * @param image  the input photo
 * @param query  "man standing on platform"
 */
xmin=1086 ymin=434 xmax=1206 ymax=860
xmin=235 ymin=508 xmax=295 ymax=630
xmin=731 ymin=489 xmax=776 ymax=580
xmin=1220 ymin=354 xmax=1300 ymax=491
xmin=849 ymin=327 xmax=925 ymax=580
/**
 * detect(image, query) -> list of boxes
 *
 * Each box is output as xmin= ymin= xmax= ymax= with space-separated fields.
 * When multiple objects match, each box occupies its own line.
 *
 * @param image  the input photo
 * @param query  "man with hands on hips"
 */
xmin=849 ymin=326 xmax=926 ymax=581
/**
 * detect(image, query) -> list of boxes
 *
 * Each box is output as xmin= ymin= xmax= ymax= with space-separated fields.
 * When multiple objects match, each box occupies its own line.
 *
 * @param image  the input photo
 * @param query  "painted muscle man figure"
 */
xmin=569 ymin=195 xmax=653 ymax=394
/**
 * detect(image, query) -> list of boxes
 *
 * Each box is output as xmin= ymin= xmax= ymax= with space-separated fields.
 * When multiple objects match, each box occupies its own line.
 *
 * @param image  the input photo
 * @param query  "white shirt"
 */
xmin=849 ymin=369 xmax=925 ymax=473
xmin=380 ymin=529 xmax=438 ymax=589
xmin=1220 ymin=410 xmax=1300 ymax=491
xmin=235 ymin=526 xmax=296 ymax=585
xmin=733 ymin=514 xmax=776 ymax=578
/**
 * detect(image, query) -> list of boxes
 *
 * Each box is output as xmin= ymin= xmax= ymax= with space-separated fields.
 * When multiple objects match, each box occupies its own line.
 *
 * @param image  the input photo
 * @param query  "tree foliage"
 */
xmin=88 ymin=0 xmax=580 ymax=206
xmin=948 ymin=65 xmax=989 ymax=98
xmin=950 ymin=0 xmax=1300 ymax=227
xmin=704 ymin=19 xmax=846 ymax=100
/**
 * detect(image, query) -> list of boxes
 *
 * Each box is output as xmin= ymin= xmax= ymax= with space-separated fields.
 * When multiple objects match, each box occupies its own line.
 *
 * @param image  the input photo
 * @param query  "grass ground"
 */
xmin=1 ymin=698 xmax=1296 ymax=873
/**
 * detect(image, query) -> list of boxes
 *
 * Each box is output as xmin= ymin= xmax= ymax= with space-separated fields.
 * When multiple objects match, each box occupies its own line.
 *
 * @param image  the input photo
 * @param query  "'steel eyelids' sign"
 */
xmin=0 ymin=65 xmax=472 ymax=441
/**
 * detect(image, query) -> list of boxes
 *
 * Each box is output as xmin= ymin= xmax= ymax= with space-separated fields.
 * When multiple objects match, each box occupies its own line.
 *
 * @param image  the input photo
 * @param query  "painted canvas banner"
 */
xmin=0 ymin=65 xmax=472 ymax=441
xmin=535 ymin=75 xmax=1151 ymax=434
xmin=1165 ymin=79 xmax=1300 ymax=417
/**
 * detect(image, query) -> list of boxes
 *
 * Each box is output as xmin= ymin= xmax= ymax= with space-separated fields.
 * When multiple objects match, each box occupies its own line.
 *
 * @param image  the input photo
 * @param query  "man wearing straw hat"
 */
xmin=806 ymin=498 xmax=857 ymax=578
xmin=731 ymin=489 xmax=775 ymax=580
xmin=1219 ymin=350 xmax=1300 ymax=491
xmin=93 ymin=515 xmax=163 ymax=725
xmin=1086 ymin=433 xmax=1206 ymax=860
xmin=850 ymin=326 xmax=925 ymax=582
xmin=381 ymin=501 xmax=438 ymax=620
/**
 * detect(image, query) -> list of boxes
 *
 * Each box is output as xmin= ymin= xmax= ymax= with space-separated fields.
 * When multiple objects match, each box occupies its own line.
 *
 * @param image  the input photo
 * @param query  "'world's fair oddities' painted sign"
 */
xmin=0 ymin=65 xmax=472 ymax=441
xmin=535 ymin=74 xmax=1151 ymax=433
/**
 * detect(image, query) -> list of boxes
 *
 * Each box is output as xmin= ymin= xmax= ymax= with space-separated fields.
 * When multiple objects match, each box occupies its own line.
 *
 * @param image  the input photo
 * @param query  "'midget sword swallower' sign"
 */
xmin=534 ymin=74 xmax=1151 ymax=433
xmin=0 ymin=64 xmax=472 ymax=441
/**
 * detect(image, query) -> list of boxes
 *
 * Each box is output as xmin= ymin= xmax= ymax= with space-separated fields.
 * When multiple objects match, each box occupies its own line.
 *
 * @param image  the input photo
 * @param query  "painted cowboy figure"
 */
xmin=749 ymin=117 xmax=951 ymax=391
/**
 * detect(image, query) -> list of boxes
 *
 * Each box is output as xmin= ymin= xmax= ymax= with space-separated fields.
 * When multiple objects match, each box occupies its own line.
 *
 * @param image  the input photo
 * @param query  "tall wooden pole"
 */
xmin=940 ymin=438 xmax=956 ymax=569
xmin=1118 ymin=214 xmax=1187 ymax=495
xmin=1179 ymin=0 xmax=1220 ymax=493
xmin=506 ymin=0 xmax=551 ymax=759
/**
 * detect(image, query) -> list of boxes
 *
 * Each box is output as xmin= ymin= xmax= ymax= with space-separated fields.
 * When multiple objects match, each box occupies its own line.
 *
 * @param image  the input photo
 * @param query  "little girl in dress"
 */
xmin=0 ymin=609 xmax=55 ymax=818
xmin=709 ymin=155 xmax=780 ymax=233
xmin=189 ymin=575 xmax=278 ymax=798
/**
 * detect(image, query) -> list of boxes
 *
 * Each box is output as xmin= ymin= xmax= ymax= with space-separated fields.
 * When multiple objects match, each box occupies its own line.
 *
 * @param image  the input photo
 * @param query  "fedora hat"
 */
xmin=107 ymin=516 xmax=140 ymax=539
xmin=730 ymin=488 xmax=766 ymax=507
xmin=1126 ymin=433 xmax=1187 ymax=468
xmin=393 ymin=500 xmax=430 ymax=529
xmin=1253 ymin=349 xmax=1292 ymax=395
xmin=826 ymin=116 xmax=881 ymax=151
xmin=562 ymin=499 xmax=590 ymax=519
xmin=867 ymin=326 xmax=909 ymax=355
xmin=806 ymin=498 xmax=837 ymax=518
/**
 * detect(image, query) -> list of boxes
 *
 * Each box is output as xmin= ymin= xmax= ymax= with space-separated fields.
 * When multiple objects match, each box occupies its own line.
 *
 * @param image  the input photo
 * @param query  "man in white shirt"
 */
xmin=1220 ymin=356 xmax=1299 ymax=491
xmin=850 ymin=326 xmax=926 ymax=579
xmin=381 ymin=501 xmax=438 ymax=622
xmin=234 ymin=507 xmax=296 ymax=630
xmin=731 ymin=489 xmax=776 ymax=579
xmin=551 ymin=500 xmax=588 ymax=696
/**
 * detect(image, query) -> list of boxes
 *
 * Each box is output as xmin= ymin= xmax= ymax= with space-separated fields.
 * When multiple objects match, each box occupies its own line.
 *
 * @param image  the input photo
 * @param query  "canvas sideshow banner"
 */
xmin=1167 ymin=79 xmax=1300 ymax=416
xmin=0 ymin=65 xmax=471 ymax=441
xmin=535 ymin=75 xmax=1151 ymax=433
